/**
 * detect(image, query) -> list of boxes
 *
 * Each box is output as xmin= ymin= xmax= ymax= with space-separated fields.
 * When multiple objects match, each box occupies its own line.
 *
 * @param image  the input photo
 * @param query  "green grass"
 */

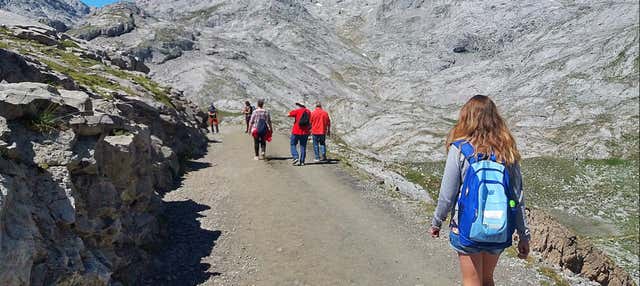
xmin=584 ymin=157 xmax=627 ymax=166
xmin=538 ymin=267 xmax=570 ymax=286
xmin=441 ymin=117 xmax=458 ymax=125
xmin=41 ymin=58 xmax=118 ymax=99
xmin=181 ymin=3 xmax=224 ymax=20
xmin=2 ymin=24 xmax=177 ymax=109
xmin=58 ymin=39 xmax=80 ymax=49
xmin=401 ymin=167 xmax=442 ymax=200
xmin=104 ymin=65 xmax=174 ymax=106
xmin=217 ymin=110 xmax=243 ymax=118
xmin=29 ymin=104 xmax=59 ymax=132
xmin=129 ymin=74 xmax=174 ymax=108
xmin=111 ymin=129 xmax=131 ymax=136
xmin=37 ymin=162 xmax=50 ymax=170
xmin=330 ymin=71 xmax=345 ymax=84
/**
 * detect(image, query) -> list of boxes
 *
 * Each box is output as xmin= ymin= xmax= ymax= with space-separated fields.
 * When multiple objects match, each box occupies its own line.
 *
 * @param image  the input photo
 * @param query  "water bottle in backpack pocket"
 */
xmin=453 ymin=140 xmax=517 ymax=249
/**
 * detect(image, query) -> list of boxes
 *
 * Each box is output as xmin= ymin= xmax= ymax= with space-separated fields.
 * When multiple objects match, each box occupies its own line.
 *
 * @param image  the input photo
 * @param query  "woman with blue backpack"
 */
xmin=430 ymin=95 xmax=531 ymax=286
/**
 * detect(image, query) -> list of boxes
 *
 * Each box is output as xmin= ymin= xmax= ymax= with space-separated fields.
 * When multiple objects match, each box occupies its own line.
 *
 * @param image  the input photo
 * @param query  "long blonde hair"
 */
xmin=446 ymin=95 xmax=521 ymax=164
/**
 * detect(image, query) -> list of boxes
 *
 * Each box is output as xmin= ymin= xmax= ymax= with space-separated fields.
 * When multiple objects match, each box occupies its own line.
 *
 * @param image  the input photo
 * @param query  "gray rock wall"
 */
xmin=0 ymin=19 xmax=207 ymax=286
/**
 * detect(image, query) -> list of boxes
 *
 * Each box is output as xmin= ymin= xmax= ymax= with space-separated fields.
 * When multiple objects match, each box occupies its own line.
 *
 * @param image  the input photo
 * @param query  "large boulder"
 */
xmin=0 ymin=49 xmax=77 ymax=89
xmin=0 ymin=83 xmax=90 ymax=120
xmin=69 ymin=3 xmax=140 ymax=41
xmin=12 ymin=25 xmax=59 ymax=46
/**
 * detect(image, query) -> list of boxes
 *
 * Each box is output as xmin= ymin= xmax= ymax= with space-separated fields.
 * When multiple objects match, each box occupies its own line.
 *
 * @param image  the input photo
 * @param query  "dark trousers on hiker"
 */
xmin=208 ymin=117 xmax=219 ymax=133
xmin=254 ymin=136 xmax=266 ymax=157
xmin=312 ymin=134 xmax=327 ymax=161
xmin=245 ymin=116 xmax=251 ymax=133
xmin=290 ymin=134 xmax=309 ymax=163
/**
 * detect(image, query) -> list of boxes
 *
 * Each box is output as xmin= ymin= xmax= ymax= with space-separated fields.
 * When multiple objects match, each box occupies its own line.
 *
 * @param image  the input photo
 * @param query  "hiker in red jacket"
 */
xmin=310 ymin=101 xmax=331 ymax=162
xmin=288 ymin=102 xmax=312 ymax=166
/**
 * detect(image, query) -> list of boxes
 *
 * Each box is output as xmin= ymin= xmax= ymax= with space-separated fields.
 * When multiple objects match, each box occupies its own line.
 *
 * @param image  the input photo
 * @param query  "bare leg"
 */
xmin=458 ymin=253 xmax=483 ymax=286
xmin=481 ymin=252 xmax=500 ymax=286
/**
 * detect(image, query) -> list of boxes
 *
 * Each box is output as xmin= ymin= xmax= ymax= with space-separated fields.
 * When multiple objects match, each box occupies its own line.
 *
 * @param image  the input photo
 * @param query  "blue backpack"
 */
xmin=452 ymin=140 xmax=517 ymax=249
xmin=256 ymin=118 xmax=268 ymax=137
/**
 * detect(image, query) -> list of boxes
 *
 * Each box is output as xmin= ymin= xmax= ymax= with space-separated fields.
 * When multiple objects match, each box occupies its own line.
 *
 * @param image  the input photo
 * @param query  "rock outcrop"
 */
xmin=527 ymin=208 xmax=636 ymax=286
xmin=69 ymin=2 xmax=139 ymax=41
xmin=0 ymin=16 xmax=207 ymax=286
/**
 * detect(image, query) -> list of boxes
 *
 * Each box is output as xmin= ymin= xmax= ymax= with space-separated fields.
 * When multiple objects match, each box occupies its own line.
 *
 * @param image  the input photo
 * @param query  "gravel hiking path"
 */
xmin=147 ymin=126 xmax=544 ymax=286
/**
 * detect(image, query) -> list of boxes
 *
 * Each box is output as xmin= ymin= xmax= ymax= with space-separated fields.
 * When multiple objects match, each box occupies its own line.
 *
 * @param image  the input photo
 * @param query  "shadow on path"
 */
xmin=142 ymin=200 xmax=222 ymax=285
xmin=142 ymin=149 xmax=222 ymax=285
xmin=306 ymin=158 xmax=341 ymax=165
xmin=265 ymin=156 xmax=293 ymax=161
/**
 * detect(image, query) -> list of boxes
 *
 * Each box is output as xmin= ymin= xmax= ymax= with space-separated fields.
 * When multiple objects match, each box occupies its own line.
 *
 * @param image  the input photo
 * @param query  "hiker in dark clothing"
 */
xmin=288 ymin=102 xmax=312 ymax=166
xmin=243 ymin=100 xmax=254 ymax=133
xmin=248 ymin=99 xmax=272 ymax=160
xmin=208 ymin=103 xmax=219 ymax=133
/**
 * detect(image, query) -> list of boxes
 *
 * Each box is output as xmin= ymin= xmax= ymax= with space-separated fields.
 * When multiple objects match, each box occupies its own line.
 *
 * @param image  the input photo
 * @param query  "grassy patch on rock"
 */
xmin=396 ymin=161 xmax=445 ymax=201
xmin=58 ymin=39 xmax=80 ymax=49
xmin=538 ymin=267 xmax=571 ymax=286
xmin=1 ymin=26 xmax=176 ymax=107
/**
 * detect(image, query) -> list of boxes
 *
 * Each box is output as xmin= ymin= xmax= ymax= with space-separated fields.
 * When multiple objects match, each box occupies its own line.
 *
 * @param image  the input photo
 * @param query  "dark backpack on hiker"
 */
xmin=298 ymin=110 xmax=310 ymax=128
xmin=257 ymin=117 xmax=268 ymax=137
xmin=248 ymin=105 xmax=255 ymax=116
xmin=452 ymin=140 xmax=517 ymax=249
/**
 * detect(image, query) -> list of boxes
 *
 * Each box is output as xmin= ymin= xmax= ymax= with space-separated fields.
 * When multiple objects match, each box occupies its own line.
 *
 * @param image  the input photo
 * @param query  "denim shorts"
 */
xmin=449 ymin=231 xmax=504 ymax=255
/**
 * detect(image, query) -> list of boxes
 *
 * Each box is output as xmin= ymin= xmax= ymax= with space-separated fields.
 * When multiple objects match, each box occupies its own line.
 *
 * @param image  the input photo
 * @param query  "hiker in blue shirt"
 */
xmin=430 ymin=95 xmax=530 ymax=286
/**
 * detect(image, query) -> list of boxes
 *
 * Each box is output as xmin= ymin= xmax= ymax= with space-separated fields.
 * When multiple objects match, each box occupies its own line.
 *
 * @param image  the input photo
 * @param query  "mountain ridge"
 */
xmin=66 ymin=0 xmax=639 ymax=162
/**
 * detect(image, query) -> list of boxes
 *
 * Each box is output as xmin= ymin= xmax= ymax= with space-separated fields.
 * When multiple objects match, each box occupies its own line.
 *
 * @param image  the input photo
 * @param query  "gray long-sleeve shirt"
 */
xmin=431 ymin=145 xmax=531 ymax=241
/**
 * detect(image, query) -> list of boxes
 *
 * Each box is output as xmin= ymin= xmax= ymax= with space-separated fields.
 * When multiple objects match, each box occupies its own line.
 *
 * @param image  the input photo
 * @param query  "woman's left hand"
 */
xmin=517 ymin=239 xmax=530 ymax=259
xmin=430 ymin=226 xmax=440 ymax=238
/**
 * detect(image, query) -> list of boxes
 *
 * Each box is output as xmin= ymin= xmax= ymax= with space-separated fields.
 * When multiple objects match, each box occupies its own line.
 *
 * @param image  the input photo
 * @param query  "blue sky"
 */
xmin=81 ymin=0 xmax=120 ymax=7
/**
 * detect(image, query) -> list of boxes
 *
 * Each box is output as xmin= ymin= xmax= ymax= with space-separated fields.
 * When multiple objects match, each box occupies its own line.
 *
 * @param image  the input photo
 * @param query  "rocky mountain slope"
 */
xmin=75 ymin=0 xmax=638 ymax=162
xmin=1 ymin=1 xmax=638 ymax=285
xmin=0 ymin=11 xmax=207 ymax=285
xmin=0 ymin=0 xmax=90 ymax=31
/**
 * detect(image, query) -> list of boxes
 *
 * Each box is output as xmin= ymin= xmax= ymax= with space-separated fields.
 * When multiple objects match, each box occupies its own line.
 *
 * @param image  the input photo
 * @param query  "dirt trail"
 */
xmin=154 ymin=126 xmax=542 ymax=286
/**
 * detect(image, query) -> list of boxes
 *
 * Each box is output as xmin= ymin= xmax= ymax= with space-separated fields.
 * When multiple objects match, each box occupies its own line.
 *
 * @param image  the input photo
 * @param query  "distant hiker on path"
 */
xmin=208 ymin=103 xmax=219 ymax=133
xmin=243 ymin=100 xmax=254 ymax=133
xmin=430 ymin=95 xmax=530 ymax=286
xmin=310 ymin=101 xmax=331 ymax=162
xmin=248 ymin=99 xmax=272 ymax=160
xmin=288 ymin=102 xmax=312 ymax=166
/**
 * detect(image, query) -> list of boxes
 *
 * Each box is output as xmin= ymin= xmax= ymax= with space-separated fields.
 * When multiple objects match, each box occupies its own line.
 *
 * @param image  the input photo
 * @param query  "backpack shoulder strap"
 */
xmin=451 ymin=139 xmax=477 ymax=164
xmin=448 ymin=140 xmax=473 ymax=227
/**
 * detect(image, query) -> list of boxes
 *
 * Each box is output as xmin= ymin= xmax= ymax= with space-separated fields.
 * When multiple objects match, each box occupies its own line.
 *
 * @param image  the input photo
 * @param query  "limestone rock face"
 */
xmin=86 ymin=0 xmax=638 ymax=162
xmin=0 ymin=17 xmax=207 ymax=286
xmin=69 ymin=3 xmax=139 ymax=41
xmin=0 ymin=0 xmax=90 ymax=29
